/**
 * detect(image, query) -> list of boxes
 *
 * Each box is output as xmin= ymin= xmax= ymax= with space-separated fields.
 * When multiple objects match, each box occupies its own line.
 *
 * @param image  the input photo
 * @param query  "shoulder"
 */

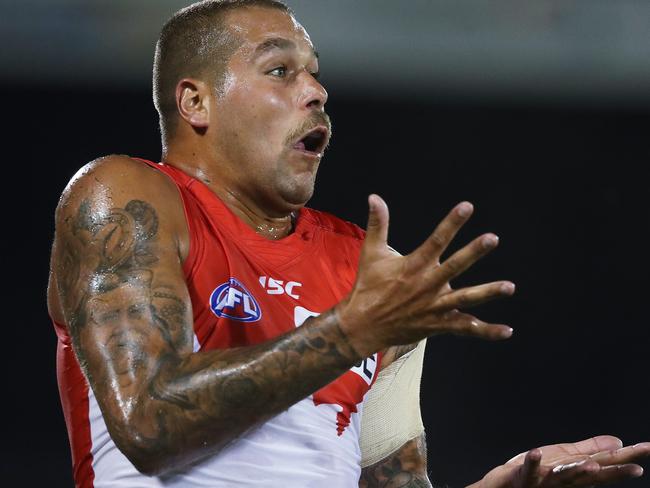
xmin=302 ymin=207 xmax=365 ymax=241
xmin=55 ymin=155 xmax=185 ymax=232
xmin=49 ymin=155 xmax=189 ymax=318
xmin=57 ymin=155 xmax=177 ymax=211
xmin=52 ymin=154 xmax=189 ymax=264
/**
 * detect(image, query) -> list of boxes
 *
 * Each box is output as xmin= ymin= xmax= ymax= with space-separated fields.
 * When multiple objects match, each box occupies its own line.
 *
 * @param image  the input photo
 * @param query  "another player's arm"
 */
xmin=51 ymin=156 xmax=363 ymax=476
xmin=359 ymin=433 xmax=431 ymax=488
xmin=361 ymin=339 xmax=427 ymax=487
xmin=380 ymin=343 xmax=418 ymax=369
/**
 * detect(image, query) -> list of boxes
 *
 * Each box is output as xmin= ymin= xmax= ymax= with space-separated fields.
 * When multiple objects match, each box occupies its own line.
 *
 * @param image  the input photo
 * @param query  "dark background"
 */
xmin=2 ymin=1 xmax=650 ymax=486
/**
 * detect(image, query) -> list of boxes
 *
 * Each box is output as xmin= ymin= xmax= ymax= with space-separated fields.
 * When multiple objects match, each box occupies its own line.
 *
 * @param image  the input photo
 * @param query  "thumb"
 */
xmin=364 ymin=194 xmax=389 ymax=251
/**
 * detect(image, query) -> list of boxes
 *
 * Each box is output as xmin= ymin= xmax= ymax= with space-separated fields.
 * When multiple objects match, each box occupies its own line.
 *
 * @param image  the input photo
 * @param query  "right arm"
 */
xmin=51 ymin=156 xmax=514 ymax=475
xmin=50 ymin=156 xmax=363 ymax=475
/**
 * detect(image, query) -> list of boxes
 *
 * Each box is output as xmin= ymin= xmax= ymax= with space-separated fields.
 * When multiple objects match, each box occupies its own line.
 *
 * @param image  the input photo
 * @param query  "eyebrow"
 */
xmin=252 ymin=37 xmax=319 ymax=60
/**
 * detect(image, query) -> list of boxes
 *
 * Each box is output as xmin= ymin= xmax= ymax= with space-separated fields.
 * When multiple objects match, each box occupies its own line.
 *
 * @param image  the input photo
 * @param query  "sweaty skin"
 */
xmin=48 ymin=4 xmax=650 ymax=486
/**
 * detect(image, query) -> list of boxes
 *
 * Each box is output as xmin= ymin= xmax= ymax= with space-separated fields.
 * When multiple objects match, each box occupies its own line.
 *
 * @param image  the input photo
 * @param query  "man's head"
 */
xmin=153 ymin=0 xmax=331 ymax=215
xmin=153 ymin=0 xmax=291 ymax=141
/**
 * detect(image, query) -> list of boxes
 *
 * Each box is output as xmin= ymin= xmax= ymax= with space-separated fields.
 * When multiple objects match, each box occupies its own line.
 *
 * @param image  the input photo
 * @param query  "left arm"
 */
xmin=379 ymin=343 xmax=418 ymax=370
xmin=360 ymin=340 xmax=428 ymax=487
xmin=360 ymin=433 xmax=432 ymax=488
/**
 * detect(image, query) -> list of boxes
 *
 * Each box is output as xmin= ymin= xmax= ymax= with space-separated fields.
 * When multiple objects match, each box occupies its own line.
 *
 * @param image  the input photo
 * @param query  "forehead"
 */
xmin=224 ymin=6 xmax=315 ymax=56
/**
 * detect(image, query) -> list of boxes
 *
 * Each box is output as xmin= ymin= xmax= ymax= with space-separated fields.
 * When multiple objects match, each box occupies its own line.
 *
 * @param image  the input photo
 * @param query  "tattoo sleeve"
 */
xmin=359 ymin=433 xmax=432 ymax=488
xmin=53 ymin=190 xmax=362 ymax=476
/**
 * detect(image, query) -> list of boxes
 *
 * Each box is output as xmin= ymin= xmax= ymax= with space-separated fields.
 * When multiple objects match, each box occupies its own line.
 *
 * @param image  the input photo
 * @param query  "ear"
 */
xmin=175 ymin=78 xmax=210 ymax=129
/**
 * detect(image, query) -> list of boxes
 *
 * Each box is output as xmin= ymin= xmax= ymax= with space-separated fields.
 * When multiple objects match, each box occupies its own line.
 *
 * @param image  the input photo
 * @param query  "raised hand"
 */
xmin=468 ymin=435 xmax=650 ymax=488
xmin=337 ymin=194 xmax=516 ymax=358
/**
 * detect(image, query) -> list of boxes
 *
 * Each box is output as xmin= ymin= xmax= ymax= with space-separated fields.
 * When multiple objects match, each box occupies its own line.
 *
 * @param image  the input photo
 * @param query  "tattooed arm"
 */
xmin=49 ymin=156 xmax=362 ymax=475
xmin=359 ymin=433 xmax=432 ymax=488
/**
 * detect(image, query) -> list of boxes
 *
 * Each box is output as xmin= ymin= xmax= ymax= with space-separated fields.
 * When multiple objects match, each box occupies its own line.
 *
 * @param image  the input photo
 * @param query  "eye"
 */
xmin=268 ymin=66 xmax=287 ymax=77
xmin=310 ymin=71 xmax=320 ymax=80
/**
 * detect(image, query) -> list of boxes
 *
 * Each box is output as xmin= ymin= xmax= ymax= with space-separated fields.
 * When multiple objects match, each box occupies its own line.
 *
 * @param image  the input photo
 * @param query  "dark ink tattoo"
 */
xmin=359 ymin=433 xmax=432 ymax=488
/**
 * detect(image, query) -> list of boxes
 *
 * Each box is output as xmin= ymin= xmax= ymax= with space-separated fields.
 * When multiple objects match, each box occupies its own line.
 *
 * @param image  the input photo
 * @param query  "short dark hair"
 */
xmin=153 ymin=0 xmax=292 ymax=141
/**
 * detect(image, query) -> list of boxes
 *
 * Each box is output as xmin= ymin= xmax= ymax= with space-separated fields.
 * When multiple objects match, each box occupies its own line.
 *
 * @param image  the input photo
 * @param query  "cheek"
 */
xmin=251 ymin=95 xmax=289 ymax=134
xmin=216 ymin=82 xmax=294 ymax=160
xmin=233 ymin=83 xmax=290 ymax=126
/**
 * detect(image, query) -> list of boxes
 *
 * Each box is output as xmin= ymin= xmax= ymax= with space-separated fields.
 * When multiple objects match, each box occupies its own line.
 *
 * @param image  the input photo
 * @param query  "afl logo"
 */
xmin=210 ymin=278 xmax=262 ymax=322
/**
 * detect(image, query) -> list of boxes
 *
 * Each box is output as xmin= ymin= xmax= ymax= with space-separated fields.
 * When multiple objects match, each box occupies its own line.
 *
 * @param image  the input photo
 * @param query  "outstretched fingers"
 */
xmin=589 ymin=442 xmax=650 ymax=467
xmin=589 ymin=464 xmax=644 ymax=484
xmin=436 ymin=310 xmax=513 ymax=340
xmin=519 ymin=448 xmax=543 ymax=486
xmin=547 ymin=461 xmax=643 ymax=487
xmin=540 ymin=443 xmax=649 ymax=487
xmin=363 ymin=194 xmax=390 ymax=252
xmin=547 ymin=459 xmax=601 ymax=487
xmin=434 ymin=232 xmax=500 ymax=284
xmin=434 ymin=281 xmax=516 ymax=311
xmin=407 ymin=202 xmax=474 ymax=271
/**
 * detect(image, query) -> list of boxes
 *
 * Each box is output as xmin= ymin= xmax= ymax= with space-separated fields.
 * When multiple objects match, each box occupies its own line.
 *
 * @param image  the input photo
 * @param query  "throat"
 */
xmin=254 ymin=212 xmax=296 ymax=240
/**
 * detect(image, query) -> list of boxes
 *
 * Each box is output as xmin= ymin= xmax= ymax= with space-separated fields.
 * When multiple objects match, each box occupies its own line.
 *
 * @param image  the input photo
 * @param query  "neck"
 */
xmin=162 ymin=144 xmax=296 ymax=241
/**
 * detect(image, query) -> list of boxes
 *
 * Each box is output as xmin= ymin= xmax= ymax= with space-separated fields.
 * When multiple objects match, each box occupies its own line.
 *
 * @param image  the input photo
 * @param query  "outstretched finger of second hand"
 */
xmin=549 ymin=459 xmax=600 ymax=487
xmin=551 ymin=462 xmax=644 ymax=488
xmin=589 ymin=442 xmax=650 ymax=467
xmin=519 ymin=448 xmax=542 ymax=487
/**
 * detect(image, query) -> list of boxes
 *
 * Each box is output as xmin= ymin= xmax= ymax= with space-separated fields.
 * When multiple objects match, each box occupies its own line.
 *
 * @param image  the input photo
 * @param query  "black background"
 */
xmin=1 ymin=80 xmax=649 ymax=487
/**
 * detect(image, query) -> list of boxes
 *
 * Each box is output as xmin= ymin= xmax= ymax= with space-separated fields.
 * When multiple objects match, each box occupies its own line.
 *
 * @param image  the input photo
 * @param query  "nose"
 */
xmin=298 ymin=71 xmax=328 ymax=110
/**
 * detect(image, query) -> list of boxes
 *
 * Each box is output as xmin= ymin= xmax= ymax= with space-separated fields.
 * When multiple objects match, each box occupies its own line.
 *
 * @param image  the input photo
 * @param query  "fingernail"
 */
xmin=482 ymin=234 xmax=499 ymax=249
xmin=501 ymin=282 xmax=515 ymax=294
xmin=368 ymin=194 xmax=377 ymax=210
xmin=502 ymin=327 xmax=513 ymax=338
xmin=457 ymin=202 xmax=473 ymax=217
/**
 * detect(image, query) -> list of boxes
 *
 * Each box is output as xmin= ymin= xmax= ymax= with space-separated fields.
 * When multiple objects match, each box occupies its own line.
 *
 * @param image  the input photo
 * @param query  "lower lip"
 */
xmin=291 ymin=147 xmax=322 ymax=160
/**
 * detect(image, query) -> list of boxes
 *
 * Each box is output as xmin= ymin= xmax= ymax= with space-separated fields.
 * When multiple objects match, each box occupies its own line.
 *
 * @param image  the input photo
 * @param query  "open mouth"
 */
xmin=293 ymin=127 xmax=329 ymax=156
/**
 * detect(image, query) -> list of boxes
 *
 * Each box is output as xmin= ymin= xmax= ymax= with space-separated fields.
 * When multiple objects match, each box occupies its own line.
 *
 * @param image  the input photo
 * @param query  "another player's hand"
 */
xmin=467 ymin=435 xmax=649 ymax=488
xmin=337 ymin=194 xmax=515 ymax=357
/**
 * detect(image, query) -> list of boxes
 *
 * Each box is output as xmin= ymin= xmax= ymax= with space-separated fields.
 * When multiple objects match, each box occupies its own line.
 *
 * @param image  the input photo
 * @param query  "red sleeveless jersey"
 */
xmin=53 ymin=159 xmax=382 ymax=487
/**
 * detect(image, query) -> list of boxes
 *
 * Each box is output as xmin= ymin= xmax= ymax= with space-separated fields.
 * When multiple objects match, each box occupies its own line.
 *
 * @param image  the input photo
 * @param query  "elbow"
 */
xmin=112 ymin=423 xmax=224 ymax=477
xmin=120 ymin=440 xmax=173 ymax=477
xmin=127 ymin=452 xmax=167 ymax=477
xmin=110 ymin=427 xmax=175 ymax=477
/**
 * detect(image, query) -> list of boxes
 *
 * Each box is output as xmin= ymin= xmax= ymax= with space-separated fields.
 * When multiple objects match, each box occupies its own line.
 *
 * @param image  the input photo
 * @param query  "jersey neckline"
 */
xmin=158 ymin=161 xmax=322 ymax=271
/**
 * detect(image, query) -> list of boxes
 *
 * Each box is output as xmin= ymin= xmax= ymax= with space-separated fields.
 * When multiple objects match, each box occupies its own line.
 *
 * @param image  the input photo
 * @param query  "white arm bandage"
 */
xmin=359 ymin=339 xmax=427 ymax=468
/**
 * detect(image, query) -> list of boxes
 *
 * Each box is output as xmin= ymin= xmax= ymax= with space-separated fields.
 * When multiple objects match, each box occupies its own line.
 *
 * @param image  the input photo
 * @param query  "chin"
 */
xmin=277 ymin=175 xmax=316 ymax=208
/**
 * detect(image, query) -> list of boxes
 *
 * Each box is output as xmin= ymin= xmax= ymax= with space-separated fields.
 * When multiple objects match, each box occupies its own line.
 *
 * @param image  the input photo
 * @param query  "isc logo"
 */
xmin=259 ymin=276 xmax=302 ymax=299
xmin=210 ymin=278 xmax=262 ymax=322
